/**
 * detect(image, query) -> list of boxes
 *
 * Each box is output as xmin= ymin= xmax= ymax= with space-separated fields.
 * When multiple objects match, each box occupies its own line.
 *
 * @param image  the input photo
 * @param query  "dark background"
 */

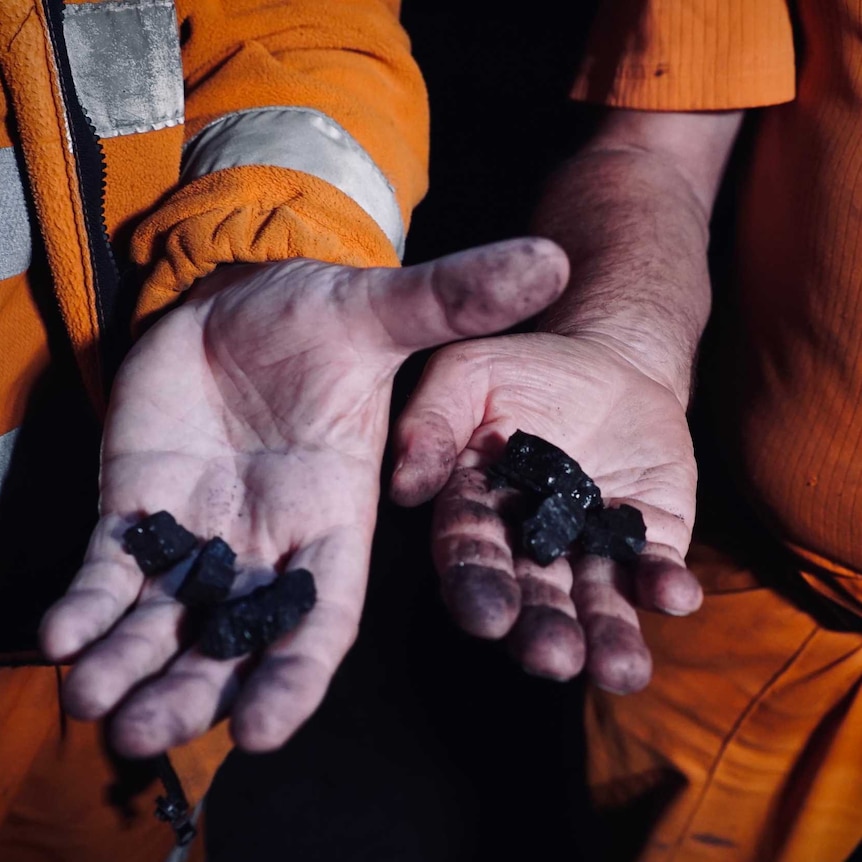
xmin=207 ymin=4 xmax=603 ymax=860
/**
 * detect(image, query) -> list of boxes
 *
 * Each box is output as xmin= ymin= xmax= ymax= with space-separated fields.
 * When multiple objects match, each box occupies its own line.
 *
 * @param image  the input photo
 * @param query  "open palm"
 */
xmin=392 ymin=332 xmax=703 ymax=691
xmin=40 ymin=239 xmax=568 ymax=755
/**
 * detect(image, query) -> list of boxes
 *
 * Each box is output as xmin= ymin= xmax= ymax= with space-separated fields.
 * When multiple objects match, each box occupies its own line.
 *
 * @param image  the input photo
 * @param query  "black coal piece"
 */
xmin=489 ymin=430 xmax=602 ymax=510
xmin=521 ymin=494 xmax=586 ymax=566
xmin=199 ymin=568 xmax=317 ymax=659
xmin=122 ymin=511 xmax=198 ymax=576
xmin=177 ymin=537 xmax=238 ymax=606
xmin=581 ymin=504 xmax=647 ymax=564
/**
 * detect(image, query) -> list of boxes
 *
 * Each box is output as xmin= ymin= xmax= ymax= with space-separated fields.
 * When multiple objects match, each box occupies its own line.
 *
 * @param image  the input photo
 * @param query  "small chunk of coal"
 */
xmin=199 ymin=568 xmax=317 ymax=659
xmin=176 ymin=537 xmax=238 ymax=606
xmin=489 ymin=431 xmax=648 ymax=567
xmin=522 ymin=495 xmax=586 ymax=566
xmin=122 ymin=511 xmax=197 ymax=576
xmin=581 ymin=504 xmax=647 ymax=564
xmin=489 ymin=430 xmax=602 ymax=510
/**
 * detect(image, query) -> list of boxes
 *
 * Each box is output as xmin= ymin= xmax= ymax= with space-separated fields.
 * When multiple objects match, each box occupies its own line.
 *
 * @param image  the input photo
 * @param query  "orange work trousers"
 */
xmin=586 ymin=543 xmax=862 ymax=861
xmin=0 ymin=665 xmax=207 ymax=862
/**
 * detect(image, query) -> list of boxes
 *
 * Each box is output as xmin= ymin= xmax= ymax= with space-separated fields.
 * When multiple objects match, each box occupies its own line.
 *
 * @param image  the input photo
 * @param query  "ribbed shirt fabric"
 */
xmin=572 ymin=0 xmax=796 ymax=109
xmin=572 ymin=1 xmax=862 ymax=582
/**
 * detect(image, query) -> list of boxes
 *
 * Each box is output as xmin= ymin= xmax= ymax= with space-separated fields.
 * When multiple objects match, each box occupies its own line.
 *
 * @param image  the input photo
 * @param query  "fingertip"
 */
xmin=440 ymin=564 xmax=521 ymax=639
xmin=109 ymin=713 xmax=171 ymax=759
xmin=657 ymin=588 xmax=703 ymax=617
xmin=637 ymin=557 xmax=704 ymax=616
xmin=592 ymin=655 xmax=653 ymax=695
xmin=231 ymin=710 xmax=289 ymax=754
xmin=511 ymin=236 xmax=570 ymax=284
xmin=494 ymin=236 xmax=570 ymax=309
xmin=390 ymin=412 xmax=459 ymax=507
xmin=508 ymin=606 xmax=585 ymax=681
xmin=390 ymin=458 xmax=451 ymax=507
xmin=61 ymin=665 xmax=115 ymax=721
xmin=585 ymin=614 xmax=652 ymax=694
xmin=450 ymin=237 xmax=570 ymax=324
xmin=39 ymin=584 xmax=126 ymax=662
xmin=39 ymin=607 xmax=85 ymax=664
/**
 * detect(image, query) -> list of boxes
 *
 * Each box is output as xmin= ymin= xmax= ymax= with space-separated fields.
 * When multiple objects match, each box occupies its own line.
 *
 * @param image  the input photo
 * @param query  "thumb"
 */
xmin=368 ymin=237 xmax=569 ymax=352
xmin=390 ymin=345 xmax=489 ymax=507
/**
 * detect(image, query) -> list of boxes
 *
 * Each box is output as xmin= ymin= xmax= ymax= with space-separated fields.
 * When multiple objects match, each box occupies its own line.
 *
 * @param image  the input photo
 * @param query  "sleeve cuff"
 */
xmin=130 ymin=165 xmax=400 ymax=325
xmin=570 ymin=0 xmax=797 ymax=112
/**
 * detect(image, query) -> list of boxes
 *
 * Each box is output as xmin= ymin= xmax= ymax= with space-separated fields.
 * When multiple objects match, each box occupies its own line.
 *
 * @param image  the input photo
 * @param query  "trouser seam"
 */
xmin=669 ymin=622 xmax=821 ymax=858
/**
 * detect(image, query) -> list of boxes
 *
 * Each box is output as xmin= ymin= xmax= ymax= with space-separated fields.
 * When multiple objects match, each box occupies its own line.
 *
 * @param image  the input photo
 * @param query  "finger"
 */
xmin=229 ymin=531 xmax=366 ymax=752
xmin=39 ymin=514 xmax=147 ymax=661
xmin=108 ymin=527 xmax=367 ymax=757
xmin=109 ymin=647 xmax=244 ymax=757
xmin=229 ymin=598 xmax=358 ymax=753
xmin=602 ymin=497 xmax=702 ymax=616
xmin=369 ymin=237 xmax=569 ymax=352
xmin=507 ymin=556 xmax=586 ymax=681
xmin=431 ymin=467 xmax=522 ymax=639
xmin=390 ymin=347 xmax=487 ymax=506
xmin=570 ymin=554 xmax=652 ymax=694
xmin=633 ymin=541 xmax=703 ymax=615
xmin=61 ymin=593 xmax=186 ymax=721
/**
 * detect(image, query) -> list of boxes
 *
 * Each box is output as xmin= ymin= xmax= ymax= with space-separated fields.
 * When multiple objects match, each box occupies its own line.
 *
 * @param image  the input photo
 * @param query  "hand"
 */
xmin=39 ymin=238 xmax=568 ymax=754
xmin=391 ymin=332 xmax=703 ymax=692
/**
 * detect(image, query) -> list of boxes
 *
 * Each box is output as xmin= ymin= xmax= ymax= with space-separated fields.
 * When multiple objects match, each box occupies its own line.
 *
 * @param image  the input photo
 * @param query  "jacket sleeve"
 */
xmin=131 ymin=0 xmax=428 ymax=321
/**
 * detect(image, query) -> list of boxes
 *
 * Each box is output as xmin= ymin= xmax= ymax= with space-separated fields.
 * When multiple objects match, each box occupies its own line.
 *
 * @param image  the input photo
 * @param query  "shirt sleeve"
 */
xmin=131 ymin=0 xmax=428 ymax=321
xmin=571 ymin=0 xmax=797 ymax=111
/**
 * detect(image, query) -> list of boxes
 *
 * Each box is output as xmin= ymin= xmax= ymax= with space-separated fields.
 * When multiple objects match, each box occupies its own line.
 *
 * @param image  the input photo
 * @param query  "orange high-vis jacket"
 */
xmin=0 ymin=0 xmax=427 ymax=420
xmin=0 ymin=0 xmax=428 ymax=825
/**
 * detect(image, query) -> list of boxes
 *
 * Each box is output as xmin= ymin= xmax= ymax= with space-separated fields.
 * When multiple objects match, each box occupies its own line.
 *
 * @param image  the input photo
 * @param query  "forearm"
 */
xmin=532 ymin=111 xmax=743 ymax=406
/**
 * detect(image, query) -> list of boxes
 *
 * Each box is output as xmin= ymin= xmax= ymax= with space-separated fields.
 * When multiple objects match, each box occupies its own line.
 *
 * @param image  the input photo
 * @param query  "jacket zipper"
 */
xmin=38 ymin=2 xmax=190 ymax=840
xmin=154 ymin=754 xmax=199 ymax=847
xmin=40 ymin=0 xmax=127 ymax=392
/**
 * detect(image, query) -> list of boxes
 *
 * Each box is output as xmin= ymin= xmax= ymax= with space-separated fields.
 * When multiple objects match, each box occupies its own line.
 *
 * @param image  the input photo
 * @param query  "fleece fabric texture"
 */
xmin=0 ymin=0 xmax=429 ymax=844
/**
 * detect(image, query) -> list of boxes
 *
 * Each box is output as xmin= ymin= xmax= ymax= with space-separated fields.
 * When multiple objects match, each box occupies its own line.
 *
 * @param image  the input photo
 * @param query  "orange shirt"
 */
xmin=572 ymin=1 xmax=862 ymax=585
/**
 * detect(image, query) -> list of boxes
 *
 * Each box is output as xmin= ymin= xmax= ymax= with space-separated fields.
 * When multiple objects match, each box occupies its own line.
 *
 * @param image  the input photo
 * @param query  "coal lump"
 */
xmin=489 ymin=429 xmax=601 ymax=511
xmin=177 ymin=537 xmax=238 ymax=606
xmin=123 ymin=511 xmax=197 ymax=576
xmin=199 ymin=568 xmax=317 ymax=659
xmin=522 ymin=495 xmax=586 ymax=567
xmin=490 ymin=430 xmax=648 ymax=567
xmin=581 ymin=504 xmax=647 ymax=564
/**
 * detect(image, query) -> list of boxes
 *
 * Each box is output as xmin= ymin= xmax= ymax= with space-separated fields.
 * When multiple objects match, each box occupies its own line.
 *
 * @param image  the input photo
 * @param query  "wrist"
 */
xmin=535 ymin=314 xmax=701 ymax=409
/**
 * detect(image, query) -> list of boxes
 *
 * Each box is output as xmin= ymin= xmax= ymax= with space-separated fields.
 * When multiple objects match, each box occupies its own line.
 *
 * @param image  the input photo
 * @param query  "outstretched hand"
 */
xmin=40 ymin=238 xmax=568 ymax=755
xmin=391 ymin=332 xmax=703 ymax=691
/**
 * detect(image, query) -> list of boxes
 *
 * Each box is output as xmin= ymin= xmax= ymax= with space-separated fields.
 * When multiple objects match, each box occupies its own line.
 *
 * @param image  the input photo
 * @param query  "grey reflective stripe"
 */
xmin=0 ymin=148 xmax=32 ymax=280
xmin=182 ymin=107 xmax=406 ymax=258
xmin=63 ymin=0 xmax=184 ymax=139
xmin=0 ymin=428 xmax=20 ymax=496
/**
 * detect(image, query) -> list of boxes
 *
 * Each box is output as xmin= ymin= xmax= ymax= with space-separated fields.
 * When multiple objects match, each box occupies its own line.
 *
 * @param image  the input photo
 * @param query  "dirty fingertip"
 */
xmin=440 ymin=564 xmax=520 ymax=639
xmin=390 ymin=457 xmax=451 ymax=507
xmin=508 ymin=606 xmax=585 ymax=681
xmin=637 ymin=557 xmax=703 ymax=615
xmin=584 ymin=614 xmax=652 ymax=694
xmin=390 ymin=433 xmax=458 ymax=507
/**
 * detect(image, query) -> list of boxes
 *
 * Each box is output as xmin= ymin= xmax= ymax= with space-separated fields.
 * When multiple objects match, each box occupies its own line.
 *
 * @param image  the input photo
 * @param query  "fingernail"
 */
xmin=655 ymin=604 xmax=691 ymax=617
xmin=594 ymin=682 xmax=632 ymax=696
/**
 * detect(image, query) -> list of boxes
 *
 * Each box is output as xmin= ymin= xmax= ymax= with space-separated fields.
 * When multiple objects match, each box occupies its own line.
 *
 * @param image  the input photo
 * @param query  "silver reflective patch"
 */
xmin=182 ymin=107 xmax=406 ymax=258
xmin=0 ymin=428 xmax=20 ymax=496
xmin=64 ymin=0 xmax=184 ymax=139
xmin=0 ymin=148 xmax=32 ymax=280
